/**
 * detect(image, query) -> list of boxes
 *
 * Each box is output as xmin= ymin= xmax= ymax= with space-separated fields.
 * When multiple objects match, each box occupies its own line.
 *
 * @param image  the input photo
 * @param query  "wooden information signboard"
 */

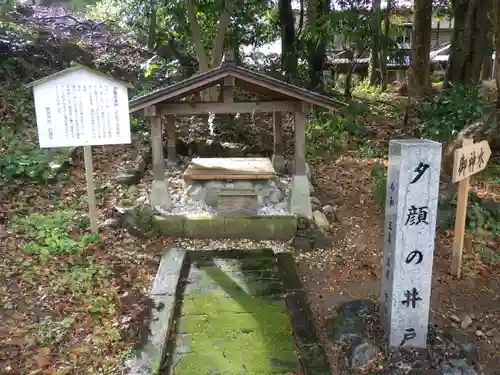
xmin=451 ymin=139 xmax=492 ymax=278
xmin=27 ymin=65 xmax=131 ymax=233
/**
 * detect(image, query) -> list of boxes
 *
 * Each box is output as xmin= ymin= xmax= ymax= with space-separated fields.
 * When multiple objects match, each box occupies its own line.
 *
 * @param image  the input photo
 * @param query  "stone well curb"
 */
xmin=126 ymin=248 xmax=188 ymax=375
xmin=153 ymin=214 xmax=298 ymax=240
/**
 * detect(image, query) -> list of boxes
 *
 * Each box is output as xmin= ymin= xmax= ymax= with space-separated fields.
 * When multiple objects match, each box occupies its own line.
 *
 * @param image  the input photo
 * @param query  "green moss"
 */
xmin=173 ymin=262 xmax=299 ymax=374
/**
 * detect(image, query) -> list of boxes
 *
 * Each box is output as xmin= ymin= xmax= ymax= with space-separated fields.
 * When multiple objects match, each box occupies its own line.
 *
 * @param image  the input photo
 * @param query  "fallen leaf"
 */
xmin=34 ymin=347 xmax=51 ymax=368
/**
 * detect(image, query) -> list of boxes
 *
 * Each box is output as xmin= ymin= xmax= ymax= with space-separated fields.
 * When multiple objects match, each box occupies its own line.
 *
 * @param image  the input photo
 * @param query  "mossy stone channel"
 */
xmin=169 ymin=251 xmax=299 ymax=375
xmin=154 ymin=248 xmax=332 ymax=375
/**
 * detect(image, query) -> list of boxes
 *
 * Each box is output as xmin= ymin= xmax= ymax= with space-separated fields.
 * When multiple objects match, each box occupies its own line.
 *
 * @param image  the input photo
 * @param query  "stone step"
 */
xmin=171 ymin=351 xmax=299 ymax=375
xmin=178 ymin=311 xmax=292 ymax=336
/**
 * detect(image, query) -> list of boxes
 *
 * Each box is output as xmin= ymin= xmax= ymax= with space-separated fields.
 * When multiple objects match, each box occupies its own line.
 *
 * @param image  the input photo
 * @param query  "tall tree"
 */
xmin=444 ymin=0 xmax=492 ymax=87
xmin=368 ymin=0 xmax=381 ymax=85
xmin=186 ymin=0 xmax=234 ymax=100
xmin=380 ymin=0 xmax=392 ymax=90
xmin=407 ymin=0 xmax=433 ymax=96
xmin=279 ymin=0 xmax=297 ymax=82
xmin=306 ymin=0 xmax=329 ymax=91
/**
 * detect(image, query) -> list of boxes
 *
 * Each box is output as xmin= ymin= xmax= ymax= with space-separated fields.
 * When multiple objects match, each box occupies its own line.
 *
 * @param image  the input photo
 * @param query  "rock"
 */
xmin=232 ymin=181 xmax=254 ymax=190
xmin=267 ymin=190 xmax=281 ymax=204
xmin=474 ymin=330 xmax=485 ymax=338
xmin=292 ymin=236 xmax=313 ymax=252
xmin=325 ymin=300 xmax=375 ymax=345
xmin=347 ymin=339 xmax=380 ymax=369
xmin=443 ymin=327 xmax=478 ymax=361
xmin=205 ymin=189 xmax=221 ymax=207
xmin=450 ymin=315 xmax=461 ymax=323
xmin=220 ymin=142 xmax=246 ymax=157
xmin=205 ymin=181 xmax=225 ymax=190
xmin=322 ymin=205 xmax=334 ymax=214
xmin=482 ymin=198 xmax=500 ymax=221
xmin=116 ymin=171 xmax=141 ymax=186
xmin=313 ymin=211 xmax=330 ymax=232
xmin=461 ymin=315 xmax=473 ymax=329
xmin=408 ymin=370 xmax=440 ymax=375
xmin=441 ymin=359 xmax=478 ymax=375
xmin=101 ymin=218 xmax=120 ymax=228
xmin=311 ymin=197 xmax=321 ymax=207
xmin=119 ymin=202 xmax=157 ymax=238
xmin=485 ymin=328 xmax=496 ymax=337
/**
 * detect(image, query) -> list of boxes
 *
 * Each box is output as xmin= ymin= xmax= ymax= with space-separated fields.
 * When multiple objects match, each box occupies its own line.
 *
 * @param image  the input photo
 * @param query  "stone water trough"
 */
xmin=152 ymin=157 xmax=300 ymax=240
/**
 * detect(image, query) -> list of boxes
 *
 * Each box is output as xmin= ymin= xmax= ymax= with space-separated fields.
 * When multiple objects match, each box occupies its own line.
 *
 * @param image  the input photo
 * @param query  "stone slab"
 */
xmin=150 ymin=248 xmax=187 ymax=295
xmin=183 ymin=157 xmax=276 ymax=180
xmin=152 ymin=215 xmax=297 ymax=240
xmin=153 ymin=215 xmax=185 ymax=237
xmin=216 ymin=189 xmax=259 ymax=216
xmin=183 ymin=215 xmax=225 ymax=238
xmin=126 ymin=247 xmax=188 ymax=375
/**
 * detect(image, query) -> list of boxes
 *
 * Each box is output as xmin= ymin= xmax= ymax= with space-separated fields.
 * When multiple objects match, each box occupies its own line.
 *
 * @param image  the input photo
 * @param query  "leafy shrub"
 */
xmin=419 ymin=84 xmax=486 ymax=141
xmin=307 ymin=109 xmax=365 ymax=163
xmin=11 ymin=210 xmax=99 ymax=256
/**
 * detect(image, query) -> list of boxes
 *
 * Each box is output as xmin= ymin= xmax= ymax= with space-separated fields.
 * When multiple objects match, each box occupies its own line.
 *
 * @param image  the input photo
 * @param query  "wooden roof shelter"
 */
xmin=130 ymin=52 xmax=346 ymax=217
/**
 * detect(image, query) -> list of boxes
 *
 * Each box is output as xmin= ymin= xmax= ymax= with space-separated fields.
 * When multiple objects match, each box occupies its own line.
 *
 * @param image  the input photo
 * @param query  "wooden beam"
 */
xmin=161 ymin=100 xmax=299 ymax=115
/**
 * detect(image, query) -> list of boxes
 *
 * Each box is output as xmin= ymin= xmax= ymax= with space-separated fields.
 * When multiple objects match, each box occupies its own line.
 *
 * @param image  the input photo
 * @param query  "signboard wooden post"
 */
xmin=27 ymin=64 xmax=132 ymax=233
xmin=451 ymin=139 xmax=492 ymax=278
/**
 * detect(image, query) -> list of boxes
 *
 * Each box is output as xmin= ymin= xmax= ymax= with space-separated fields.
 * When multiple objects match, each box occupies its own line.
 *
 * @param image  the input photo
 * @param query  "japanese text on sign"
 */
xmin=32 ymin=68 xmax=131 ymax=148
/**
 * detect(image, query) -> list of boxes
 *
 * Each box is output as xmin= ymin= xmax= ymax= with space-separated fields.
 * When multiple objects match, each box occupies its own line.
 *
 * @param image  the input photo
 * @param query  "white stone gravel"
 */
xmin=175 ymin=238 xmax=295 ymax=253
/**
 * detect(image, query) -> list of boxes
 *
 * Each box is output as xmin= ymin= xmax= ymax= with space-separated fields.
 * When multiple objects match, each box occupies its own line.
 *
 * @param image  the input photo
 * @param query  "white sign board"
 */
xmin=32 ymin=67 xmax=131 ymax=148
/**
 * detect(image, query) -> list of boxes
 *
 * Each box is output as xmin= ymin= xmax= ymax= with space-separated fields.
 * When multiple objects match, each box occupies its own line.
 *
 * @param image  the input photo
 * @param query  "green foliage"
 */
xmin=11 ymin=210 xmax=99 ymax=256
xmin=420 ymin=84 xmax=487 ymax=141
xmin=467 ymin=193 xmax=500 ymax=239
xmin=306 ymin=109 xmax=365 ymax=163
xmin=371 ymin=164 xmax=387 ymax=207
xmin=0 ymin=126 xmax=70 ymax=184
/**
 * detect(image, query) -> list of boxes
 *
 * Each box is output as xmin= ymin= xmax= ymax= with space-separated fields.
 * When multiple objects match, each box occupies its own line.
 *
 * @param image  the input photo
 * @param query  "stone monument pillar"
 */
xmin=380 ymin=139 xmax=442 ymax=349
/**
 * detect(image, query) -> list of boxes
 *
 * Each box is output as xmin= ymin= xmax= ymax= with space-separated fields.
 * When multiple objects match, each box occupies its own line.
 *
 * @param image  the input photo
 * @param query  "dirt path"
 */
xmin=295 ymin=156 xmax=500 ymax=374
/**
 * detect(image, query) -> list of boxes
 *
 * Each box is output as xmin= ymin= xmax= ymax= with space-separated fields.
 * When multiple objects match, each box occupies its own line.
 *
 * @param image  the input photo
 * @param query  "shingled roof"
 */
xmin=128 ymin=62 xmax=347 ymax=113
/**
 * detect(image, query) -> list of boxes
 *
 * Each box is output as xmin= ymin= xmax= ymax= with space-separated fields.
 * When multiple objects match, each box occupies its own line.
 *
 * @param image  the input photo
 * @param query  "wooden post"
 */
xmin=293 ymin=108 xmax=308 ymax=176
xmin=147 ymin=106 xmax=172 ymax=209
xmin=288 ymin=104 xmax=312 ymax=218
xmin=83 ymin=145 xmax=98 ymax=233
xmin=451 ymin=138 xmax=473 ymax=278
xmin=271 ymin=111 xmax=285 ymax=173
xmin=166 ymin=114 xmax=177 ymax=166
xmin=223 ymin=76 xmax=234 ymax=103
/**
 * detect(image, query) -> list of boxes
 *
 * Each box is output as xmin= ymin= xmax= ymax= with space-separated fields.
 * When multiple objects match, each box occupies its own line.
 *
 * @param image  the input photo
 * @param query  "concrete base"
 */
xmin=151 ymin=180 xmax=173 ymax=210
xmin=288 ymin=175 xmax=312 ymax=219
xmin=271 ymin=154 xmax=286 ymax=174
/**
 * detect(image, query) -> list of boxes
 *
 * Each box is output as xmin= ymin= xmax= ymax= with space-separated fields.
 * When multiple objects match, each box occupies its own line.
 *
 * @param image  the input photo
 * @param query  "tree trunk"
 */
xmin=444 ymin=0 xmax=492 ymax=87
xmin=306 ymin=0 xmax=329 ymax=91
xmin=369 ymin=0 xmax=382 ymax=86
xmin=186 ymin=0 xmax=234 ymax=101
xmin=380 ymin=0 xmax=392 ymax=90
xmin=147 ymin=3 xmax=157 ymax=50
xmin=279 ymin=0 xmax=298 ymax=82
xmin=407 ymin=0 xmax=432 ymax=96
